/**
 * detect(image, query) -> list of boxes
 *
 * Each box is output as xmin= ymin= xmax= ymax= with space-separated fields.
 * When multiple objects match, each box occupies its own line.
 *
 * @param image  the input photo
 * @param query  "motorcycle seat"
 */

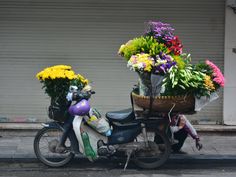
xmin=106 ymin=108 xmax=135 ymax=123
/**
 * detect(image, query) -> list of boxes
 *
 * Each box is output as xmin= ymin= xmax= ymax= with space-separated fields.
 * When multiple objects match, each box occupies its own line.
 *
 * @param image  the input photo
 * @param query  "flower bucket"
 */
xmin=138 ymin=73 xmax=151 ymax=96
xmin=132 ymin=92 xmax=195 ymax=114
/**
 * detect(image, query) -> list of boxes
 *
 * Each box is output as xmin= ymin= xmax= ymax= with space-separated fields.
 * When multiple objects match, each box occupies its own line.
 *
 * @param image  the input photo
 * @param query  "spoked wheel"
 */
xmin=134 ymin=130 xmax=171 ymax=169
xmin=34 ymin=127 xmax=74 ymax=167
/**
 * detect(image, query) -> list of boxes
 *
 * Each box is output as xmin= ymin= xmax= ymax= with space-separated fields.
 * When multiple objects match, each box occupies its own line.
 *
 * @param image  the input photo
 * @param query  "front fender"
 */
xmin=41 ymin=121 xmax=80 ymax=154
xmin=41 ymin=122 xmax=63 ymax=129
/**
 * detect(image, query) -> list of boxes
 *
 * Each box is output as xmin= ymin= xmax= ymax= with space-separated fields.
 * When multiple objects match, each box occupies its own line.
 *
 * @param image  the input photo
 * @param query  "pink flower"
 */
xmin=206 ymin=60 xmax=225 ymax=87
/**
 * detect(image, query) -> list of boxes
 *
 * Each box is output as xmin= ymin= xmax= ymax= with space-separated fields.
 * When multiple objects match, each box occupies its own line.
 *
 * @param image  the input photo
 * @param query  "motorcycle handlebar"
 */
xmin=72 ymin=91 xmax=94 ymax=101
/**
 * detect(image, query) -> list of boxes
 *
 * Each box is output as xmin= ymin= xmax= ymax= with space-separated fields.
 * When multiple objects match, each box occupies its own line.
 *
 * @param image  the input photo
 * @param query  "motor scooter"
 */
xmin=34 ymin=89 xmax=172 ymax=169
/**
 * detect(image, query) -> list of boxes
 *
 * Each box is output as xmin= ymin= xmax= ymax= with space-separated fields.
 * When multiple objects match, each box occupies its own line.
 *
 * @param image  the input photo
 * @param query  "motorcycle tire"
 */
xmin=34 ymin=127 xmax=74 ymax=167
xmin=134 ymin=130 xmax=171 ymax=169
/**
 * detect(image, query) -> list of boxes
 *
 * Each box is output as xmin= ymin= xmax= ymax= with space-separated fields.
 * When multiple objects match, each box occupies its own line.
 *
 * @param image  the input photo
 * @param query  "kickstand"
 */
xmin=124 ymin=150 xmax=132 ymax=171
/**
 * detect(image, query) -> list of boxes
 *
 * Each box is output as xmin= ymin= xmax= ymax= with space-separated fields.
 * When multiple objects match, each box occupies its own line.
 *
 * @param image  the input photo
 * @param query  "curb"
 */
xmin=1 ymin=123 xmax=236 ymax=133
xmin=1 ymin=154 xmax=236 ymax=164
xmin=169 ymin=154 xmax=236 ymax=161
xmin=193 ymin=125 xmax=236 ymax=132
xmin=0 ymin=123 xmax=42 ymax=130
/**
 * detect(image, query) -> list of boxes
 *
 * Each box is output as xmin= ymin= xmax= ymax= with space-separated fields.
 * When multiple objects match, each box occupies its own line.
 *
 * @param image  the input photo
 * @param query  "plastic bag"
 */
xmin=48 ymin=97 xmax=69 ymax=122
xmin=81 ymin=131 xmax=97 ymax=161
xmin=151 ymin=74 xmax=164 ymax=96
xmin=195 ymin=92 xmax=219 ymax=111
xmin=84 ymin=108 xmax=112 ymax=136
xmin=138 ymin=73 xmax=151 ymax=96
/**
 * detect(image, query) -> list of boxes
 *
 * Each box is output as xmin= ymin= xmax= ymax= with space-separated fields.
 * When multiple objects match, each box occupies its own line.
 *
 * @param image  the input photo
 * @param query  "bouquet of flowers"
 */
xmin=36 ymin=65 xmax=88 ymax=101
xmin=36 ymin=65 xmax=89 ymax=121
xmin=118 ymin=21 xmax=225 ymax=112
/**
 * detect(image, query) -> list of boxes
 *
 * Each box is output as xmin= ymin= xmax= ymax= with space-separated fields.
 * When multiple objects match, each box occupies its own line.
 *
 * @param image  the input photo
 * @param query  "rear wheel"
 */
xmin=34 ymin=127 xmax=74 ymax=167
xmin=134 ymin=130 xmax=171 ymax=169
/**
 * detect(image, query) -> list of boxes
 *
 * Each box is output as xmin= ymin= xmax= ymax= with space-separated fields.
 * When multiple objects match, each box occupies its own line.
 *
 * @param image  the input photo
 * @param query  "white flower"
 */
xmin=138 ymin=63 xmax=144 ymax=69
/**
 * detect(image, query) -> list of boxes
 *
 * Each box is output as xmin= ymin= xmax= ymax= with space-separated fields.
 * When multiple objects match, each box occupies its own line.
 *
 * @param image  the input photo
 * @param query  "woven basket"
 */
xmin=132 ymin=92 xmax=195 ymax=113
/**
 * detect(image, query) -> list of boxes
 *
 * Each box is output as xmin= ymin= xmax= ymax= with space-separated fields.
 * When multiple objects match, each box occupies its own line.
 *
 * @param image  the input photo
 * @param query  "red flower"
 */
xmin=166 ymin=36 xmax=183 ymax=55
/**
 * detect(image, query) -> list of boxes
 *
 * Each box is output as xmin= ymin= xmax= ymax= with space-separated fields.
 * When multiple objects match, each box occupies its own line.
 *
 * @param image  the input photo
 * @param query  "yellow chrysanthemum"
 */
xmin=77 ymin=74 xmax=89 ymax=85
xmin=84 ymin=79 xmax=89 ymax=85
xmin=36 ymin=65 xmax=76 ymax=80
xmin=49 ymin=73 xmax=56 ymax=79
xmin=36 ymin=65 xmax=90 ymax=99
xmin=36 ymin=71 xmax=44 ymax=80
xmin=42 ymin=71 xmax=50 ymax=80
xmin=51 ymin=65 xmax=72 ymax=70
xmin=64 ymin=70 xmax=77 ymax=80
xmin=52 ymin=71 xmax=60 ymax=79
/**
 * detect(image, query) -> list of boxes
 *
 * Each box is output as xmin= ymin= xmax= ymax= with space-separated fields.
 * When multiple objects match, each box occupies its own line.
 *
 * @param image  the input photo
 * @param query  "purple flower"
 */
xmin=145 ymin=21 xmax=175 ymax=42
xmin=153 ymin=53 xmax=176 ymax=75
xmin=172 ymin=61 xmax=177 ymax=66
xmin=165 ymin=55 xmax=172 ymax=62
xmin=160 ymin=66 xmax=166 ymax=73
xmin=166 ymin=63 xmax=171 ymax=69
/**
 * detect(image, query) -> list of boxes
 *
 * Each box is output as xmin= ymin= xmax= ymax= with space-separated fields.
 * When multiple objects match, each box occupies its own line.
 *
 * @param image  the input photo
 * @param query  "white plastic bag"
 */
xmin=151 ymin=74 xmax=164 ymax=96
xmin=83 ymin=108 xmax=112 ymax=136
xmin=195 ymin=92 xmax=219 ymax=111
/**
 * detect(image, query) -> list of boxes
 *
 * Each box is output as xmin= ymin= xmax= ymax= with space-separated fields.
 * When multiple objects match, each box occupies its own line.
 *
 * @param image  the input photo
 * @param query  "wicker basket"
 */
xmin=132 ymin=92 xmax=195 ymax=113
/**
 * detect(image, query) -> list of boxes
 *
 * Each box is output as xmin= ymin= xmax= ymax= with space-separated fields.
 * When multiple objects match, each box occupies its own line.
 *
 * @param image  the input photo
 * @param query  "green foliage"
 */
xmin=70 ymin=79 xmax=85 ymax=91
xmin=193 ymin=62 xmax=219 ymax=97
xmin=41 ymin=78 xmax=71 ymax=100
xmin=173 ymin=56 xmax=185 ymax=69
xmin=139 ymin=36 xmax=169 ymax=56
xmin=162 ymin=64 xmax=205 ymax=96
xmin=194 ymin=62 xmax=213 ymax=76
xmin=119 ymin=36 xmax=169 ymax=60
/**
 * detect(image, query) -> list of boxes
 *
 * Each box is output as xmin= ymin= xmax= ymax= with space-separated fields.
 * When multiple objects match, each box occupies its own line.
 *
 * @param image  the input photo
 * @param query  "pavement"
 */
xmin=0 ymin=123 xmax=236 ymax=163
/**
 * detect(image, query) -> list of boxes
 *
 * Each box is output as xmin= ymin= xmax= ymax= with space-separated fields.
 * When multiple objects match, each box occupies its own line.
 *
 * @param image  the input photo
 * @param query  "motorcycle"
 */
xmin=34 ymin=89 xmax=176 ymax=169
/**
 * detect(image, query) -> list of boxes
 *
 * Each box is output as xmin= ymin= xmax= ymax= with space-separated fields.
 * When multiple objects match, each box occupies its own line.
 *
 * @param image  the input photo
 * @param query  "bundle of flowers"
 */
xmin=118 ymin=21 xmax=224 ymax=111
xmin=36 ymin=65 xmax=88 ymax=101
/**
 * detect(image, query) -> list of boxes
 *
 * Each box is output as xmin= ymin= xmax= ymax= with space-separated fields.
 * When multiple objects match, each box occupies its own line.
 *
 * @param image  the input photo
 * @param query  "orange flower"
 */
xmin=204 ymin=75 xmax=215 ymax=91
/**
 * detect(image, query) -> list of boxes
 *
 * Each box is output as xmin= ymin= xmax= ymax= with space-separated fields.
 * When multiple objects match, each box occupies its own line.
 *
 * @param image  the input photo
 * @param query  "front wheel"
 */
xmin=34 ymin=127 xmax=74 ymax=167
xmin=134 ymin=130 xmax=171 ymax=169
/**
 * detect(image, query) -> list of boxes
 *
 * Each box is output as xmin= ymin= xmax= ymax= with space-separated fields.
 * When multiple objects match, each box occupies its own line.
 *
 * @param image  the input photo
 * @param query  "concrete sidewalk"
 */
xmin=0 ymin=125 xmax=236 ymax=163
xmin=1 ymin=123 xmax=236 ymax=132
